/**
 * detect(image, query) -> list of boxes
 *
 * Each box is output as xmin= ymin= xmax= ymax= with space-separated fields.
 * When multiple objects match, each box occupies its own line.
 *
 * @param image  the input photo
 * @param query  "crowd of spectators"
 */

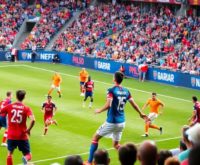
xmin=53 ymin=3 xmax=138 ymax=52
xmin=20 ymin=0 xmax=77 ymax=49
xmin=64 ymin=123 xmax=200 ymax=165
xmin=0 ymin=0 xmax=30 ymax=50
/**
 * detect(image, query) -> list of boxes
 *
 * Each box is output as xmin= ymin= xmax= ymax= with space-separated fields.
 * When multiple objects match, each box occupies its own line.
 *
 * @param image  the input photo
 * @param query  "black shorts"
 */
xmin=7 ymin=139 xmax=30 ymax=155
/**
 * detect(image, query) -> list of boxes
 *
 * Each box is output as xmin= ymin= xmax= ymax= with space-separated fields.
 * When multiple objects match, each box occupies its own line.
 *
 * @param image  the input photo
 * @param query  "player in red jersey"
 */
xmin=0 ymin=91 xmax=12 ymax=147
xmin=82 ymin=76 xmax=94 ymax=108
xmin=41 ymin=95 xmax=57 ymax=135
xmin=0 ymin=90 xmax=35 ymax=165
xmin=188 ymin=96 xmax=200 ymax=126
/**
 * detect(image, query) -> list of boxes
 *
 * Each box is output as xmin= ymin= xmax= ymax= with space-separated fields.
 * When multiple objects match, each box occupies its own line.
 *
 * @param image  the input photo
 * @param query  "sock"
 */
xmin=48 ymin=88 xmax=53 ymax=95
xmin=25 ymin=153 xmax=32 ymax=161
xmin=149 ymin=124 xmax=160 ymax=130
xmin=2 ymin=130 xmax=8 ymax=143
xmin=145 ymin=123 xmax=149 ymax=134
xmin=88 ymin=141 xmax=98 ymax=163
xmin=44 ymin=127 xmax=48 ymax=135
xmin=7 ymin=155 xmax=13 ymax=165
xmin=57 ymin=91 xmax=61 ymax=96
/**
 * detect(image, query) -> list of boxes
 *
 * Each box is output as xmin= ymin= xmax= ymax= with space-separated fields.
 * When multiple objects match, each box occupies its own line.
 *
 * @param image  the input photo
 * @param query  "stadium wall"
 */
xmin=17 ymin=50 xmax=200 ymax=90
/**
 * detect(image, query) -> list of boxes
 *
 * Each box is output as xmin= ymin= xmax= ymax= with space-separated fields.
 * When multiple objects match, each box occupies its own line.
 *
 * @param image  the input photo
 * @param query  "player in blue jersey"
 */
xmin=85 ymin=71 xmax=148 ymax=165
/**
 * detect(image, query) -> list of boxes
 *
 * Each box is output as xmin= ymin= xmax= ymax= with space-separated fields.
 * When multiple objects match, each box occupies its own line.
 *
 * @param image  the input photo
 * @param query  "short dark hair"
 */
xmin=192 ymin=96 xmax=198 ymax=102
xmin=6 ymin=91 xmax=12 ymax=97
xmin=189 ymin=145 xmax=200 ymax=165
xmin=16 ymin=90 xmax=26 ymax=101
xmin=64 ymin=155 xmax=83 ymax=165
xmin=157 ymin=150 xmax=172 ymax=165
xmin=119 ymin=143 xmax=137 ymax=165
xmin=152 ymin=92 xmax=157 ymax=96
xmin=114 ymin=71 xmax=124 ymax=84
xmin=47 ymin=95 xmax=52 ymax=99
xmin=88 ymin=76 xmax=91 ymax=81
xmin=94 ymin=149 xmax=109 ymax=165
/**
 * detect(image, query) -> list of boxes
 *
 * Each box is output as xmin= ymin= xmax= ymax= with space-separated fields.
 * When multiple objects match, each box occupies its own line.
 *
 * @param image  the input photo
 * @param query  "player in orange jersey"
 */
xmin=141 ymin=92 xmax=164 ymax=137
xmin=48 ymin=71 xmax=62 ymax=98
xmin=79 ymin=68 xmax=88 ymax=96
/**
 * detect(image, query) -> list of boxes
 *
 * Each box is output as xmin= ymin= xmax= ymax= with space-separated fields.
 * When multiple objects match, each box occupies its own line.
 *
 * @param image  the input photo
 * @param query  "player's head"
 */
xmin=192 ymin=96 xmax=198 ymax=103
xmin=47 ymin=95 xmax=52 ymax=101
xmin=94 ymin=149 xmax=110 ymax=165
xmin=6 ymin=91 xmax=12 ymax=98
xmin=118 ymin=143 xmax=137 ymax=165
xmin=114 ymin=71 xmax=124 ymax=84
xmin=64 ymin=155 xmax=83 ymax=165
xmin=82 ymin=68 xmax=86 ymax=71
xmin=16 ymin=90 xmax=26 ymax=102
xmin=88 ymin=76 xmax=91 ymax=81
xmin=152 ymin=92 xmax=157 ymax=99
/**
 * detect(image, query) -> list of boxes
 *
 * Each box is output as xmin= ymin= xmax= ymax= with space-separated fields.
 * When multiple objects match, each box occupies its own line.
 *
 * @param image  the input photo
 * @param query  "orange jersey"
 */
xmin=79 ymin=71 xmax=88 ymax=82
xmin=52 ymin=74 xmax=62 ymax=87
xmin=147 ymin=98 xmax=163 ymax=114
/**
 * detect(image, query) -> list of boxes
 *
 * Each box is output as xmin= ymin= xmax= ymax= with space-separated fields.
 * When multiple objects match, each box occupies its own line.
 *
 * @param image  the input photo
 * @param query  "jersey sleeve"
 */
xmin=26 ymin=107 xmax=33 ymax=117
xmin=0 ymin=104 xmax=9 ymax=114
xmin=107 ymin=88 xmax=113 ymax=99
xmin=42 ymin=103 xmax=46 ymax=108
xmin=52 ymin=103 xmax=56 ymax=108
xmin=127 ymin=90 xmax=132 ymax=100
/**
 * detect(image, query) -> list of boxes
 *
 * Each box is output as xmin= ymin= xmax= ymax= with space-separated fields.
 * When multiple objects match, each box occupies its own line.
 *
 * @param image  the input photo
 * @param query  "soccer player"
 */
xmin=79 ymin=68 xmax=88 ymax=96
xmin=0 ymin=91 xmax=12 ymax=147
xmin=0 ymin=90 xmax=35 ymax=165
xmin=188 ymin=96 xmax=200 ymax=126
xmin=85 ymin=71 xmax=147 ymax=165
xmin=41 ymin=95 xmax=57 ymax=135
xmin=141 ymin=92 xmax=164 ymax=137
xmin=83 ymin=76 xmax=94 ymax=108
xmin=48 ymin=71 xmax=62 ymax=98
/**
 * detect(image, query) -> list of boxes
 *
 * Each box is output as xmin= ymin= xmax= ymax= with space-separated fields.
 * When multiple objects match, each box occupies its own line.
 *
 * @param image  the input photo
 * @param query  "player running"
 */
xmin=0 ymin=90 xmax=35 ymax=165
xmin=141 ymin=92 xmax=164 ymax=137
xmin=84 ymin=71 xmax=147 ymax=165
xmin=79 ymin=68 xmax=88 ymax=96
xmin=48 ymin=71 xmax=62 ymax=98
xmin=82 ymin=76 xmax=94 ymax=108
xmin=0 ymin=91 xmax=12 ymax=147
xmin=42 ymin=95 xmax=57 ymax=136
xmin=188 ymin=96 xmax=200 ymax=126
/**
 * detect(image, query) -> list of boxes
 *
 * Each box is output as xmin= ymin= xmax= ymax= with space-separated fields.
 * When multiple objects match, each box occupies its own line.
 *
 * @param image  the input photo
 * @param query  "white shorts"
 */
xmin=96 ymin=122 xmax=125 ymax=141
xmin=148 ymin=113 xmax=158 ymax=122
xmin=51 ymin=84 xmax=61 ymax=91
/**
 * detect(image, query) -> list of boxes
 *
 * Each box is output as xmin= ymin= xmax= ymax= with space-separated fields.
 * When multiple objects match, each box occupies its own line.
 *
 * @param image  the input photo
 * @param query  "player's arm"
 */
xmin=188 ymin=110 xmax=196 ymax=124
xmin=141 ymin=100 xmax=149 ymax=111
xmin=159 ymin=102 xmax=165 ymax=115
xmin=41 ymin=103 xmax=45 ymax=113
xmin=53 ymin=105 xmax=57 ymax=116
xmin=129 ymin=98 xmax=148 ymax=120
xmin=95 ymin=98 xmax=111 ymax=114
xmin=26 ymin=114 xmax=35 ymax=136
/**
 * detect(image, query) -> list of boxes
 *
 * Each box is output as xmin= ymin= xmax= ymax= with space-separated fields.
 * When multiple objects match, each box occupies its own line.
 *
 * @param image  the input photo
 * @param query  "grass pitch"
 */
xmin=0 ymin=62 xmax=199 ymax=165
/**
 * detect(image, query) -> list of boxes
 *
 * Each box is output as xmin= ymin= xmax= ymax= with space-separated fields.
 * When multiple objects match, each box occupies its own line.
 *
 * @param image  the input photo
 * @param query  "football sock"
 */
xmin=88 ymin=141 xmax=98 ymax=163
xmin=149 ymin=124 xmax=160 ymax=130
xmin=145 ymin=123 xmax=149 ymax=134
xmin=48 ymin=88 xmax=53 ymax=95
xmin=7 ymin=155 xmax=13 ymax=165
xmin=44 ymin=127 xmax=48 ymax=135
xmin=57 ymin=91 xmax=61 ymax=96
xmin=2 ymin=130 xmax=7 ymax=143
xmin=25 ymin=153 xmax=32 ymax=161
xmin=115 ymin=144 xmax=121 ymax=150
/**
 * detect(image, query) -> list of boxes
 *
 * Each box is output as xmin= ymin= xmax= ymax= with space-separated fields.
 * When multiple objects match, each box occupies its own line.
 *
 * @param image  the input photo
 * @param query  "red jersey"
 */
xmin=84 ymin=81 xmax=94 ymax=92
xmin=42 ymin=102 xmax=56 ymax=118
xmin=0 ymin=102 xmax=33 ymax=140
xmin=193 ymin=101 xmax=200 ymax=123
xmin=0 ymin=98 xmax=12 ymax=117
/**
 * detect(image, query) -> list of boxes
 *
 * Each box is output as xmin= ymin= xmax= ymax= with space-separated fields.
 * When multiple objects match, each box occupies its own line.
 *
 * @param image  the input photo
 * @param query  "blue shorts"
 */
xmin=0 ymin=116 xmax=7 ymax=128
xmin=85 ymin=91 xmax=93 ymax=97
xmin=7 ymin=139 xmax=30 ymax=155
xmin=80 ymin=82 xmax=85 ymax=85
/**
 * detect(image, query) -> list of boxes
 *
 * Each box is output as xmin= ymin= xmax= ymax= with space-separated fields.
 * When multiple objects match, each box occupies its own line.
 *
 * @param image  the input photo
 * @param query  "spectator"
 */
xmin=118 ymin=143 xmax=137 ymax=165
xmin=52 ymin=54 xmax=60 ymax=64
xmin=158 ymin=150 xmax=173 ymax=165
xmin=188 ymin=145 xmax=200 ymax=165
xmin=64 ymin=155 xmax=83 ymax=165
xmin=94 ymin=149 xmax=110 ymax=165
xmin=164 ymin=157 xmax=180 ymax=165
xmin=138 ymin=140 xmax=158 ymax=165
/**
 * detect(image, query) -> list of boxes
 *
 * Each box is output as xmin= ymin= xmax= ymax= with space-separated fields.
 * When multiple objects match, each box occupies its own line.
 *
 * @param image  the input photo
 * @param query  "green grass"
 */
xmin=0 ymin=62 xmax=199 ymax=165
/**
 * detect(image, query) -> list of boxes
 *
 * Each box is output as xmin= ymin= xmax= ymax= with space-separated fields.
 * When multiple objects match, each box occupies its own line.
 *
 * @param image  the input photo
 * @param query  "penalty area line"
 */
xmin=17 ymin=136 xmax=181 ymax=164
xmin=22 ymin=64 xmax=191 ymax=103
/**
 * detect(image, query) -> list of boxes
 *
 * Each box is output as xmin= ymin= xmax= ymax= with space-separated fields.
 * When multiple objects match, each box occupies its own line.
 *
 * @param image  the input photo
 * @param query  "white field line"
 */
xmin=22 ymin=64 xmax=191 ymax=103
xmin=16 ymin=136 xmax=181 ymax=164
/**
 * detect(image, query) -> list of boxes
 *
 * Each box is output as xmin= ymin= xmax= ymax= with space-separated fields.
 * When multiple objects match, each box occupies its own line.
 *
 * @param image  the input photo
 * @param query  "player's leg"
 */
xmin=19 ymin=140 xmax=32 ymax=164
xmin=112 ymin=122 xmax=125 ymax=149
xmin=7 ymin=140 xmax=16 ymax=165
xmin=1 ymin=117 xmax=8 ymax=146
xmin=89 ymin=94 xmax=93 ymax=108
xmin=56 ymin=86 xmax=61 ymax=98
xmin=43 ymin=119 xmax=50 ymax=135
xmin=83 ymin=94 xmax=88 ymax=108
xmin=48 ymin=84 xmax=55 ymax=96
